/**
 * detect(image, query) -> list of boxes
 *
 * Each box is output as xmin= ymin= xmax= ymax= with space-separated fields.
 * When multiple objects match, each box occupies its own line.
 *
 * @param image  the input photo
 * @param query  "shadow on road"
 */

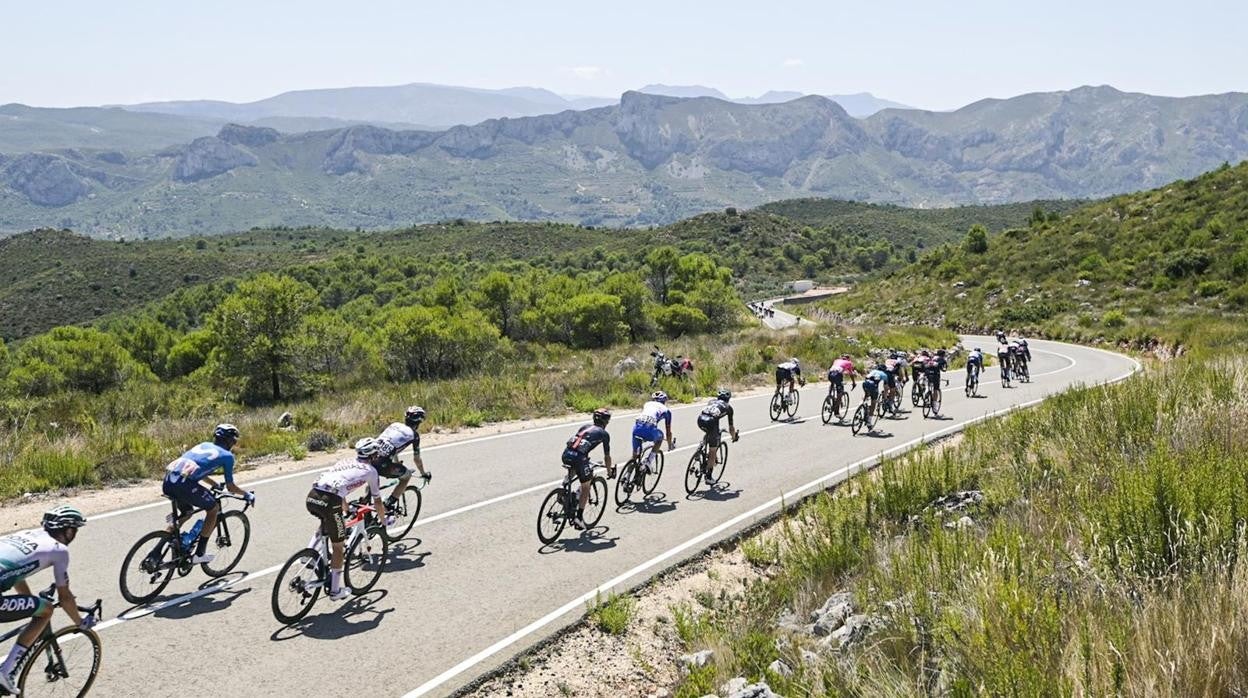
xmin=270 ymin=590 xmax=393 ymax=641
xmin=385 ymin=543 xmax=431 ymax=573
xmin=539 ymin=527 xmax=620 ymax=555
xmin=862 ymin=429 xmax=894 ymax=439
xmin=117 ymin=570 xmax=254 ymax=621
xmin=687 ymin=482 xmax=742 ymax=502
xmin=153 ymin=579 xmax=253 ymax=620
xmin=615 ymin=492 xmax=677 ymax=515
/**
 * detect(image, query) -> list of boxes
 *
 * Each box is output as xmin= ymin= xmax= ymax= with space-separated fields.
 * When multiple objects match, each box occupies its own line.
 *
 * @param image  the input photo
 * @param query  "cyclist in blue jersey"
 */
xmin=159 ymin=424 xmax=254 ymax=564
xmin=862 ymin=364 xmax=893 ymax=413
xmin=632 ymin=391 xmax=674 ymax=473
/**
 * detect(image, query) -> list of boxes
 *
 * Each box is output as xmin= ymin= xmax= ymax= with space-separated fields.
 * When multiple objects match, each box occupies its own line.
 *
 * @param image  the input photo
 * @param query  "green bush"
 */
xmin=1102 ymin=310 xmax=1127 ymax=328
xmin=589 ymin=592 xmax=635 ymax=635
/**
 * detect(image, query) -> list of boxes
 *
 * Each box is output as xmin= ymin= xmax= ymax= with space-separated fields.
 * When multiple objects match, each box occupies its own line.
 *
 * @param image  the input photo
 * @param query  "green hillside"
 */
xmin=818 ymin=161 xmax=1248 ymax=346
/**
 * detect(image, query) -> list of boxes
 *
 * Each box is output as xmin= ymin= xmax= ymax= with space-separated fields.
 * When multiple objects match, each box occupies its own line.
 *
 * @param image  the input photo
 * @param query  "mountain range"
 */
xmin=1 ymin=85 xmax=1245 ymax=237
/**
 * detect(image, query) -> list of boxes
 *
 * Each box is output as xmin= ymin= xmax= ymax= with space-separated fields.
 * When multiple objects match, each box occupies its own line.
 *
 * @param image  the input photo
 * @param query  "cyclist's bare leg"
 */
xmin=329 ymin=540 xmax=345 ymax=592
xmin=705 ymin=437 xmax=718 ymax=475
xmin=578 ymin=480 xmax=592 ymax=511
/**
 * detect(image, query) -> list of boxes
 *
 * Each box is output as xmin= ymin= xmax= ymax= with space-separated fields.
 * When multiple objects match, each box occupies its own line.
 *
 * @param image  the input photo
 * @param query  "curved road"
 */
xmin=45 ymin=337 xmax=1136 ymax=696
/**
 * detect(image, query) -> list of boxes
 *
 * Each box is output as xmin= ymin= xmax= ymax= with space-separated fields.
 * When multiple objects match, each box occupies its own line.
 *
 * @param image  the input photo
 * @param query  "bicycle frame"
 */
xmin=0 ymin=586 xmax=101 ymax=676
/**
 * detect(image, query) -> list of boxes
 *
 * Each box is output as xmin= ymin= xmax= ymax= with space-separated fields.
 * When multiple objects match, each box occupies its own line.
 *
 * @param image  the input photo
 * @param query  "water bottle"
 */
xmin=181 ymin=519 xmax=204 ymax=549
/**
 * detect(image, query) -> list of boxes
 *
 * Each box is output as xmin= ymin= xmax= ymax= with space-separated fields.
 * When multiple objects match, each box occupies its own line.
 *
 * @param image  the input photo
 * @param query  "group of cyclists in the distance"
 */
xmin=0 ymin=328 xmax=1034 ymax=693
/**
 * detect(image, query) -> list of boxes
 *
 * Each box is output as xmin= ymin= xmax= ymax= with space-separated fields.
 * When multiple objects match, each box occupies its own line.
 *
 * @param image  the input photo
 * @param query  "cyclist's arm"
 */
xmin=601 ymin=433 xmax=612 ymax=469
xmin=56 ymin=584 xmax=85 ymax=627
xmin=663 ymin=414 xmax=674 ymax=447
xmin=366 ymin=473 xmax=387 ymax=519
xmin=410 ymin=452 xmax=428 ymax=477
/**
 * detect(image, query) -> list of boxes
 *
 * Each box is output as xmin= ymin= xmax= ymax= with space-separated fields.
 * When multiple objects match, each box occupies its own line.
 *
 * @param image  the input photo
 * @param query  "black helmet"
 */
xmin=592 ymin=408 xmax=611 ymax=427
xmin=214 ymin=423 xmax=240 ymax=445
xmin=937 ymin=349 xmax=947 ymax=357
xmin=404 ymin=405 xmax=427 ymax=428
xmin=716 ymin=388 xmax=732 ymax=402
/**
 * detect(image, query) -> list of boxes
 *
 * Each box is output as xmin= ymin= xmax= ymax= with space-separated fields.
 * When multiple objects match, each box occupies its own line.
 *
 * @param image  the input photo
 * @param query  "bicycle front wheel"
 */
xmin=383 ymin=485 xmax=423 ymax=542
xmin=345 ymin=526 xmax=389 ymax=594
xmin=684 ymin=451 xmax=704 ymax=494
xmin=201 ymin=510 xmax=251 ymax=577
xmin=821 ymin=395 xmax=835 ymax=425
xmin=583 ymin=477 xmax=608 ymax=527
xmin=785 ymin=389 xmax=800 ymax=418
xmin=768 ymin=393 xmax=783 ymax=421
xmin=911 ymin=380 xmax=922 ymax=406
xmin=536 ymin=488 xmax=567 ymax=544
xmin=851 ymin=404 xmax=866 ymax=435
xmin=614 ymin=460 xmax=638 ymax=507
xmin=271 ymin=548 xmax=324 ymax=624
xmin=17 ymin=625 xmax=102 ymax=697
xmin=642 ymin=450 xmax=664 ymax=495
xmin=119 ymin=530 xmax=177 ymax=605
xmin=930 ymin=388 xmax=943 ymax=417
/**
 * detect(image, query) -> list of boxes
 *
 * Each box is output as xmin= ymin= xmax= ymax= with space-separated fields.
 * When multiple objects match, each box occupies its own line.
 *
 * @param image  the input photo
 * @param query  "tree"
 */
xmin=475 ymin=270 xmax=520 ymax=338
xmin=208 ymin=274 xmax=320 ymax=402
xmin=379 ymin=305 xmax=501 ymax=380
xmin=602 ymin=272 xmax=654 ymax=342
xmin=645 ymin=246 xmax=680 ymax=304
xmin=564 ymin=293 xmax=627 ymax=348
xmin=963 ymin=224 xmax=989 ymax=254
xmin=166 ymin=329 xmax=216 ymax=378
xmin=106 ymin=316 xmax=178 ymax=378
xmin=6 ymin=327 xmax=151 ymax=396
xmin=655 ymin=304 xmax=708 ymax=337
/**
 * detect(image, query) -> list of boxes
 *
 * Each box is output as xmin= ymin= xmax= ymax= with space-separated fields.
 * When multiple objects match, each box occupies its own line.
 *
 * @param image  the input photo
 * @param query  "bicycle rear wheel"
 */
xmin=684 ymin=451 xmax=704 ymax=494
xmin=821 ymin=395 xmax=835 ymax=425
xmin=119 ymin=530 xmax=177 ymax=605
xmin=642 ymin=450 xmax=664 ymax=495
xmin=383 ymin=485 xmax=422 ymax=542
xmin=345 ymin=526 xmax=389 ymax=594
xmin=768 ymin=393 xmax=783 ymax=421
xmin=930 ymin=388 xmax=943 ymax=417
xmin=712 ymin=442 xmax=728 ymax=482
xmin=785 ymin=389 xmax=800 ymax=418
xmin=851 ymin=404 xmax=866 ymax=435
xmin=614 ymin=460 xmax=638 ymax=507
xmin=201 ymin=510 xmax=251 ymax=577
xmin=271 ymin=548 xmax=324 ymax=624
xmin=17 ymin=625 xmax=101 ymax=696
xmin=536 ymin=488 xmax=568 ymax=544
xmin=911 ymin=380 xmax=923 ymax=406
xmin=583 ymin=477 xmax=608 ymax=527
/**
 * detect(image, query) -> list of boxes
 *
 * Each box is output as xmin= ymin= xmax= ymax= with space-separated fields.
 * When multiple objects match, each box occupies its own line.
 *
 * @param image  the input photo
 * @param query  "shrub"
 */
xmin=306 ymin=430 xmax=338 ymax=452
xmin=1197 ymin=280 xmax=1229 ymax=297
xmin=1101 ymin=309 xmax=1127 ymax=328
xmin=589 ymin=592 xmax=635 ymax=635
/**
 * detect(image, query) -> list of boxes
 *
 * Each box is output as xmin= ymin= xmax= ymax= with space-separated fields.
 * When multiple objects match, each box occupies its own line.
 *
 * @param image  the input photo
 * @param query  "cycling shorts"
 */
xmin=306 ymin=488 xmax=347 ymax=543
xmin=631 ymin=422 xmax=664 ymax=452
xmin=162 ymin=474 xmax=216 ymax=517
xmin=862 ymin=380 xmax=880 ymax=399
xmin=775 ymin=367 xmax=793 ymax=385
xmin=827 ymin=371 xmax=844 ymax=390
xmin=376 ymin=457 xmax=411 ymax=480
xmin=696 ymin=414 xmax=723 ymax=447
xmin=560 ymin=449 xmax=594 ymax=483
xmin=0 ymin=593 xmax=49 ymax=623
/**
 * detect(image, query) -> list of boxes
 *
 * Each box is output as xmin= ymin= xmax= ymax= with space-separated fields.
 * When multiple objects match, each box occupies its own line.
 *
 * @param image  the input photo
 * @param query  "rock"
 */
xmin=1076 ymin=279 xmax=1092 ymax=287
xmin=810 ymin=592 xmax=853 ymax=636
xmin=953 ymin=281 xmax=965 ymax=287
xmin=929 ymin=490 xmax=983 ymax=513
xmin=945 ymin=515 xmax=975 ymax=530
xmin=2 ymin=153 xmax=91 ymax=206
xmin=679 ymin=649 xmax=714 ymax=670
xmin=830 ymin=614 xmax=876 ymax=649
xmin=725 ymin=680 xmax=782 ymax=698
xmin=720 ymin=677 xmax=748 ymax=695
xmin=277 ymin=412 xmax=294 ymax=428
xmin=800 ymin=648 xmax=819 ymax=665
xmin=954 ymin=292 xmax=968 ymax=299
xmin=767 ymin=659 xmax=793 ymax=678
xmin=218 ymin=123 xmax=280 ymax=148
xmin=613 ymin=356 xmax=640 ymax=376
xmin=173 ymin=137 xmax=258 ymax=182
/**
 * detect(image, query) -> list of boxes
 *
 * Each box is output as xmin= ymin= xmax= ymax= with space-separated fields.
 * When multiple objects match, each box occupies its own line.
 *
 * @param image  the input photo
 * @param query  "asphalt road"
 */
xmin=29 ymin=337 xmax=1137 ymax=696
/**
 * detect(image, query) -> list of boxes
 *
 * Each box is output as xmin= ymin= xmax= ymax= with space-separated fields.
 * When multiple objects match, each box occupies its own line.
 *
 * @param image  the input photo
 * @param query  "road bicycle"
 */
xmin=354 ymin=475 xmax=427 ymax=543
xmin=920 ymin=378 xmax=948 ymax=419
xmin=769 ymin=383 xmax=801 ymax=421
xmin=118 ymin=489 xmax=253 ymax=605
xmin=965 ymin=365 xmax=980 ymax=397
xmin=821 ymin=384 xmax=853 ymax=424
xmin=270 ymin=502 xmax=389 ymax=624
xmin=1015 ymin=356 xmax=1031 ymax=383
xmin=0 ymin=586 xmax=102 ymax=697
xmin=536 ymin=462 xmax=608 ymax=544
xmin=851 ymin=391 xmax=880 ymax=435
xmin=910 ymin=372 xmax=927 ymax=407
xmin=685 ymin=430 xmax=731 ymax=494
xmin=998 ymin=355 xmax=1012 ymax=388
xmin=615 ymin=440 xmax=668 ymax=507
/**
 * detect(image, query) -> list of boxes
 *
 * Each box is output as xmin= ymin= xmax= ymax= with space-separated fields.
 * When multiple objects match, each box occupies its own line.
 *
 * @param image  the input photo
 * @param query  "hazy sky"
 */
xmin=4 ymin=0 xmax=1244 ymax=110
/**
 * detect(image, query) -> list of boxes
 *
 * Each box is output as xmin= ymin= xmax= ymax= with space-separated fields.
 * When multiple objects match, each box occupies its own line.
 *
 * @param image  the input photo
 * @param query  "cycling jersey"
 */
xmin=777 ymin=361 xmax=801 ymax=375
xmin=700 ymin=398 xmax=732 ymax=421
xmin=924 ymin=357 xmax=947 ymax=378
xmin=0 ymin=529 xmax=69 ymax=592
xmin=164 ymin=442 xmax=236 ymax=485
xmin=313 ymin=458 xmax=381 ymax=500
xmin=832 ymin=358 xmax=854 ymax=375
xmin=866 ymin=368 xmax=891 ymax=384
xmin=634 ymin=401 xmax=672 ymax=428
xmin=967 ymin=351 xmax=984 ymax=369
xmin=376 ymin=422 xmax=420 ymax=457
xmin=564 ymin=425 xmax=610 ymax=459
xmin=996 ymin=345 xmax=1010 ymax=358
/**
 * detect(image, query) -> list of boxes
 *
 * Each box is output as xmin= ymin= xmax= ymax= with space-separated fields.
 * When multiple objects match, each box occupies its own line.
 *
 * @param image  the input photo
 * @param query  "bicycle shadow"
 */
xmin=154 ymin=584 xmax=253 ymax=620
xmin=687 ymin=483 xmax=742 ymax=502
xmin=384 ymin=544 xmax=431 ymax=573
xmin=117 ymin=570 xmax=253 ymax=621
xmin=615 ymin=492 xmax=677 ymax=515
xmin=539 ymin=527 xmax=620 ymax=555
xmin=270 ymin=589 xmax=393 ymax=641
xmin=861 ymin=429 xmax=895 ymax=439
xmin=923 ymin=414 xmax=955 ymax=422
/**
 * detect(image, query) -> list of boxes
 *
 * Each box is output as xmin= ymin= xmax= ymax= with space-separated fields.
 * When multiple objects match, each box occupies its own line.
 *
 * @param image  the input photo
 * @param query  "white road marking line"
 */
xmin=401 ymin=348 xmax=1137 ymax=698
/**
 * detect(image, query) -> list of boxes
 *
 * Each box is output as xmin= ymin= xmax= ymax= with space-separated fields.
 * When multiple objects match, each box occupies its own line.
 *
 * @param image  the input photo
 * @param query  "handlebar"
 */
xmin=211 ymin=485 xmax=255 ymax=511
xmin=38 ymin=584 xmax=103 ymax=623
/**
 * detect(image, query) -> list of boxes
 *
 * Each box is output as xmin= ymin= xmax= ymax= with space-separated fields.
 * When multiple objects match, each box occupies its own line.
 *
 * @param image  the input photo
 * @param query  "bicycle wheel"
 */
xmin=930 ymin=388 xmax=943 ymax=417
xmin=768 ymin=393 xmax=783 ymax=421
xmin=536 ymin=488 xmax=567 ymax=544
xmin=785 ymin=389 xmax=800 ymax=418
xmin=16 ymin=625 xmax=102 ymax=697
xmin=965 ymin=375 xmax=974 ymax=398
xmin=911 ymin=380 xmax=923 ymax=406
xmin=642 ymin=450 xmax=664 ymax=495
xmin=684 ymin=451 xmax=704 ymax=494
xmin=836 ymin=391 xmax=850 ymax=421
xmin=821 ymin=394 xmax=835 ymax=424
xmin=851 ymin=404 xmax=867 ymax=435
xmin=614 ymin=459 xmax=638 ymax=507
xmin=201 ymin=510 xmax=251 ymax=578
xmin=119 ymin=530 xmax=177 ymax=605
xmin=383 ymin=485 xmax=423 ymax=542
xmin=712 ymin=442 xmax=728 ymax=482
xmin=1020 ymin=363 xmax=1030 ymax=383
xmin=271 ymin=548 xmax=323 ymax=624
xmin=345 ymin=526 xmax=389 ymax=594
xmin=583 ymin=476 xmax=608 ymax=527
xmin=889 ymin=389 xmax=903 ymax=415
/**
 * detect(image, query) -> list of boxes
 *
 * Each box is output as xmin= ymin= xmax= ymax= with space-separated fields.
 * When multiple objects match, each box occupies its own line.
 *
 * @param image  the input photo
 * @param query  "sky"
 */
xmin=3 ymin=0 xmax=1245 ymax=111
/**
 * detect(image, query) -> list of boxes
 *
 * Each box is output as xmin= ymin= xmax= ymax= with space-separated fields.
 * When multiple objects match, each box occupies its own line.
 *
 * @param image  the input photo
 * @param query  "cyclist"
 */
xmin=886 ymin=351 xmax=908 ymax=390
xmin=696 ymin=389 xmax=739 ymax=483
xmin=775 ymin=357 xmax=805 ymax=397
xmin=909 ymin=350 xmax=929 ymax=392
xmin=306 ymin=438 xmax=393 ymax=601
xmin=374 ymin=406 xmax=433 ymax=510
xmin=0 ymin=506 xmax=92 ymax=695
xmin=922 ymin=350 xmax=949 ymax=413
xmin=966 ymin=347 xmax=984 ymax=382
xmin=827 ymin=354 xmax=857 ymax=398
xmin=861 ymin=364 xmax=891 ymax=415
xmin=1006 ymin=337 xmax=1023 ymax=375
xmin=995 ymin=329 xmax=1007 ymax=345
xmin=996 ymin=341 xmax=1012 ymax=382
xmin=561 ymin=408 xmax=614 ymax=531
xmin=632 ymin=392 xmax=674 ymax=473
xmin=160 ymin=424 xmax=254 ymax=565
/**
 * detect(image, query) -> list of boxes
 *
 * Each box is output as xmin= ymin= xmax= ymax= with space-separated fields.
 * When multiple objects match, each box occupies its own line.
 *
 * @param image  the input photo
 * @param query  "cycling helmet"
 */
xmin=355 ymin=437 xmax=382 ymax=460
xmin=214 ymin=423 xmax=240 ymax=442
xmin=592 ymin=408 xmax=612 ymax=427
xmin=404 ymin=405 xmax=427 ymax=428
xmin=42 ymin=505 xmax=86 ymax=531
xmin=875 ymin=363 xmax=888 ymax=371
xmin=937 ymin=349 xmax=947 ymax=357
xmin=840 ymin=354 xmax=850 ymax=360
xmin=650 ymin=391 xmax=668 ymax=403
xmin=790 ymin=357 xmax=800 ymax=366
xmin=920 ymin=349 xmax=931 ymax=357
xmin=716 ymin=388 xmax=732 ymax=402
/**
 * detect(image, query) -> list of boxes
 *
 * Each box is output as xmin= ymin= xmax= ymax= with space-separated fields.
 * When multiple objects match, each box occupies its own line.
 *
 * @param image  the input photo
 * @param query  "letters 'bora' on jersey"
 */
xmin=0 ymin=529 xmax=70 ymax=592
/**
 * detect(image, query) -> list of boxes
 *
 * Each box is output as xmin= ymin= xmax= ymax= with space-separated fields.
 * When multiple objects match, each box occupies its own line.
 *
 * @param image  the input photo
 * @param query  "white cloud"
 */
xmin=782 ymin=58 xmax=805 ymax=68
xmin=569 ymin=66 xmax=604 ymax=80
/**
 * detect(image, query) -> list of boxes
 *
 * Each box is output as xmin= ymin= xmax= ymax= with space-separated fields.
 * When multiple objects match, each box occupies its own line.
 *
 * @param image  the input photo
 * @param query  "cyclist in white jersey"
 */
xmin=304 ymin=439 xmax=392 ymax=601
xmin=374 ymin=406 xmax=433 ymax=509
xmin=0 ymin=506 xmax=92 ymax=694
xmin=632 ymin=391 xmax=675 ymax=472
